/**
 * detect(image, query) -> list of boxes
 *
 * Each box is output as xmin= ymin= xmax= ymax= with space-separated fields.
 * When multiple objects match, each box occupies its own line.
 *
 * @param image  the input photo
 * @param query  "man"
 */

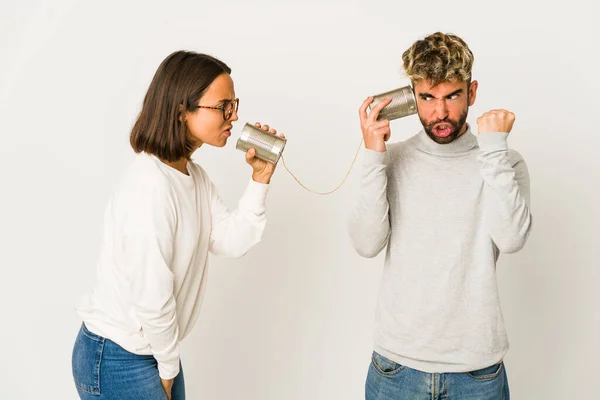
xmin=349 ymin=32 xmax=532 ymax=399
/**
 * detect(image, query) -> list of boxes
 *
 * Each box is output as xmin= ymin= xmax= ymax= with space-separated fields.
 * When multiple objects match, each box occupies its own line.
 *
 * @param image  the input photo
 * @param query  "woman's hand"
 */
xmin=245 ymin=122 xmax=285 ymax=184
xmin=161 ymin=378 xmax=173 ymax=399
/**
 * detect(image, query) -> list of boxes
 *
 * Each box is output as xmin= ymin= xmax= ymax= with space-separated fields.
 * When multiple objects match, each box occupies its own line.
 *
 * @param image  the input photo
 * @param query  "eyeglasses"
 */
xmin=196 ymin=98 xmax=239 ymax=121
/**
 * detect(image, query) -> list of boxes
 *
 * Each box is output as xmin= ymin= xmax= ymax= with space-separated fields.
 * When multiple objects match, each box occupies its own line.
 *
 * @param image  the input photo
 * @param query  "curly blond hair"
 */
xmin=402 ymin=32 xmax=474 ymax=87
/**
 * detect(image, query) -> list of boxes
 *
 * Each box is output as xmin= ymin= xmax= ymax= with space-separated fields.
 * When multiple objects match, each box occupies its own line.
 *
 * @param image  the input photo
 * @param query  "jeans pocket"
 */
xmin=466 ymin=362 xmax=503 ymax=381
xmin=371 ymin=351 xmax=406 ymax=376
xmin=72 ymin=324 xmax=105 ymax=395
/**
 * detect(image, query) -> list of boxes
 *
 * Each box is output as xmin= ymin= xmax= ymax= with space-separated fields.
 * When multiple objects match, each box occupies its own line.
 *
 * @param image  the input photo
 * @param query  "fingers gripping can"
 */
xmin=235 ymin=122 xmax=287 ymax=164
xmin=369 ymin=85 xmax=418 ymax=121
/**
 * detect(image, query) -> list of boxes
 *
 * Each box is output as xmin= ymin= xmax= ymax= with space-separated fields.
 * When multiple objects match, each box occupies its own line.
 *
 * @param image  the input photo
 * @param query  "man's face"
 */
xmin=413 ymin=79 xmax=478 ymax=144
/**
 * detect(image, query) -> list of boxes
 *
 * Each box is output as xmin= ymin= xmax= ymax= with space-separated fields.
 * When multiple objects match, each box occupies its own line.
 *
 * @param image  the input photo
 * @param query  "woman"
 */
xmin=71 ymin=50 xmax=282 ymax=399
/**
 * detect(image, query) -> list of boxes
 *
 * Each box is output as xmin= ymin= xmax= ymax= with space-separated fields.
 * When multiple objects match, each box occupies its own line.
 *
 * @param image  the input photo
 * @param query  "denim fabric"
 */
xmin=72 ymin=323 xmax=185 ymax=399
xmin=366 ymin=351 xmax=509 ymax=400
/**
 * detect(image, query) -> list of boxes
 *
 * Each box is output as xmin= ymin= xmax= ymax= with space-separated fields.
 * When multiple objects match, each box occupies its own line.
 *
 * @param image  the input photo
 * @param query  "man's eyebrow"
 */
xmin=445 ymin=89 xmax=463 ymax=97
xmin=419 ymin=89 xmax=463 ymax=98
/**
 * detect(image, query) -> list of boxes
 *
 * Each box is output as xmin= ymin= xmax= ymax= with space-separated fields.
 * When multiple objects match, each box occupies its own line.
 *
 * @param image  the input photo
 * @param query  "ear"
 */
xmin=178 ymin=104 xmax=186 ymax=122
xmin=468 ymin=80 xmax=478 ymax=106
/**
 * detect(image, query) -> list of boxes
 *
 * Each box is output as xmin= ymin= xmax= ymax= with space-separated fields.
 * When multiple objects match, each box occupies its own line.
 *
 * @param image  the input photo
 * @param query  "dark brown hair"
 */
xmin=130 ymin=50 xmax=231 ymax=161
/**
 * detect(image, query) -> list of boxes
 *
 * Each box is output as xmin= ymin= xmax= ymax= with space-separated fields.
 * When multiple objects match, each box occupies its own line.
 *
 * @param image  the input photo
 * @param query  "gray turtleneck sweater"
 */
xmin=349 ymin=127 xmax=532 ymax=373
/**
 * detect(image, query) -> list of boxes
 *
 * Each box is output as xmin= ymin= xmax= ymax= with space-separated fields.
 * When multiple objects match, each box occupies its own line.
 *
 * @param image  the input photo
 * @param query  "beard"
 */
xmin=420 ymin=109 xmax=468 ymax=144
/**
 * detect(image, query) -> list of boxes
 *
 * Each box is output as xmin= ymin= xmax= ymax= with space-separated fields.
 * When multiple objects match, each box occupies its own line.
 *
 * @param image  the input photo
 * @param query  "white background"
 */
xmin=1 ymin=1 xmax=598 ymax=399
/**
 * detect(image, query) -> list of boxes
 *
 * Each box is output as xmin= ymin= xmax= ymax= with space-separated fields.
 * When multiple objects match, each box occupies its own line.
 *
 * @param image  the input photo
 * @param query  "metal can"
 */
xmin=235 ymin=122 xmax=287 ymax=164
xmin=369 ymin=85 xmax=417 ymax=121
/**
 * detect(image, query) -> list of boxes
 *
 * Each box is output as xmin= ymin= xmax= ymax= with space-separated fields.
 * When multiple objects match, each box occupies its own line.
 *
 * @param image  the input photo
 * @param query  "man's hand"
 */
xmin=161 ymin=378 xmax=173 ymax=400
xmin=476 ymin=109 xmax=515 ymax=135
xmin=246 ymin=122 xmax=285 ymax=184
xmin=359 ymin=97 xmax=392 ymax=152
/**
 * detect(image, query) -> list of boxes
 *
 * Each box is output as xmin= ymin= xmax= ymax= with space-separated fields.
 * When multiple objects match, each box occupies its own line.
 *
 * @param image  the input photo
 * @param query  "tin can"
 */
xmin=369 ymin=85 xmax=417 ymax=121
xmin=235 ymin=122 xmax=287 ymax=164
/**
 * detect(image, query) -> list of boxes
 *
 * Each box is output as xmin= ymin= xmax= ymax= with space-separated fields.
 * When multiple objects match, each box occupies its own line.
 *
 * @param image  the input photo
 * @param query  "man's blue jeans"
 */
xmin=366 ymin=351 xmax=509 ymax=400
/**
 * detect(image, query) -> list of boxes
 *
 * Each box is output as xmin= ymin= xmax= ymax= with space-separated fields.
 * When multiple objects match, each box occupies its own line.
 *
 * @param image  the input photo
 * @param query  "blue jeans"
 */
xmin=366 ymin=351 xmax=509 ymax=400
xmin=72 ymin=323 xmax=186 ymax=399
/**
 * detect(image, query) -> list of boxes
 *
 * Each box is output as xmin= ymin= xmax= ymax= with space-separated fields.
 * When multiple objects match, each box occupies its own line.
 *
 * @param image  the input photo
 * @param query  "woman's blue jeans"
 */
xmin=72 ymin=323 xmax=185 ymax=399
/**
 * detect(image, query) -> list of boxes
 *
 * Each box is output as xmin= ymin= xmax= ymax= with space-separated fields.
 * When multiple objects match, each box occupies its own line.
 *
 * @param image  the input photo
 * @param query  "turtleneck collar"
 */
xmin=415 ymin=124 xmax=478 ymax=157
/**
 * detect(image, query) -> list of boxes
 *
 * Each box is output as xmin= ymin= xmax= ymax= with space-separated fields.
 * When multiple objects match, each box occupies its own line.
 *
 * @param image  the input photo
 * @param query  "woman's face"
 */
xmin=185 ymin=73 xmax=239 ymax=149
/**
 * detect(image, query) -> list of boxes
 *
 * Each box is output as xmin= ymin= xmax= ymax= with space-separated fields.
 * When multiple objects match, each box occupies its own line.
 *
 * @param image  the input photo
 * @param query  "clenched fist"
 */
xmin=476 ymin=109 xmax=515 ymax=135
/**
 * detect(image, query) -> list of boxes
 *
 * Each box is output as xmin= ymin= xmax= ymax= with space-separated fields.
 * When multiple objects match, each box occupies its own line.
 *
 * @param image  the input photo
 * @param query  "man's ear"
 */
xmin=468 ymin=80 xmax=478 ymax=106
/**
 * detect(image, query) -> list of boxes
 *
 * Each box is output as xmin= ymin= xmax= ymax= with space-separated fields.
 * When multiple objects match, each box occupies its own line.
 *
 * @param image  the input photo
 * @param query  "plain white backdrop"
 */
xmin=1 ymin=0 xmax=598 ymax=399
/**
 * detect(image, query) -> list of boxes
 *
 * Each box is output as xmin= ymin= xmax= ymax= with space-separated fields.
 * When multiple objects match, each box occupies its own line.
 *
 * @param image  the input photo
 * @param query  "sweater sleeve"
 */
xmin=477 ymin=132 xmax=533 ymax=253
xmin=113 ymin=178 xmax=180 ymax=380
xmin=208 ymin=178 xmax=269 ymax=258
xmin=348 ymin=149 xmax=391 ymax=258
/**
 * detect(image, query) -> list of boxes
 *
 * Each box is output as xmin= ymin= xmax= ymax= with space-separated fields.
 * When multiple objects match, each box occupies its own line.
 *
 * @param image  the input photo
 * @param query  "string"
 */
xmin=280 ymin=137 xmax=364 ymax=195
